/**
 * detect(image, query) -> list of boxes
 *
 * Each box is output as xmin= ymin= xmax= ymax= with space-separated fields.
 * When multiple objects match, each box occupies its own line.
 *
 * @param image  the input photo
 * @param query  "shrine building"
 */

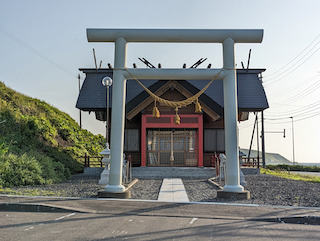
xmin=76 ymin=66 xmax=268 ymax=167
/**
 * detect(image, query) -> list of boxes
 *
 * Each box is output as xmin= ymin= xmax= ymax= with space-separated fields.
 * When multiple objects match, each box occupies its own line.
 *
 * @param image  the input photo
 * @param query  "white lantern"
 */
xmin=99 ymin=143 xmax=111 ymax=185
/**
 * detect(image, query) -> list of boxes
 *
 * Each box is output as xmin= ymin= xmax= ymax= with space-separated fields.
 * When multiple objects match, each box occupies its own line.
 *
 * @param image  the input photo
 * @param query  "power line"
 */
xmin=267 ymin=74 xmax=319 ymax=99
xmin=268 ymin=77 xmax=320 ymax=107
xmin=239 ymin=114 xmax=260 ymax=130
xmin=0 ymin=27 xmax=80 ymax=80
xmin=265 ymin=110 xmax=320 ymax=124
xmin=267 ymin=100 xmax=320 ymax=117
xmin=264 ymin=33 xmax=320 ymax=82
xmin=264 ymin=33 xmax=320 ymax=78
xmin=266 ymin=106 xmax=320 ymax=120
xmin=239 ymin=121 xmax=255 ymax=130
xmin=264 ymin=45 xmax=320 ymax=86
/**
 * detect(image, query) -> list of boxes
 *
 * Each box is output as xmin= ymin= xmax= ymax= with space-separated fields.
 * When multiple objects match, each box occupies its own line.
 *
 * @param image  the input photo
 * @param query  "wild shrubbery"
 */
xmin=0 ymin=150 xmax=71 ymax=187
xmin=266 ymin=164 xmax=320 ymax=172
xmin=0 ymin=82 xmax=105 ymax=188
xmin=261 ymin=168 xmax=320 ymax=183
xmin=0 ymin=152 xmax=45 ymax=187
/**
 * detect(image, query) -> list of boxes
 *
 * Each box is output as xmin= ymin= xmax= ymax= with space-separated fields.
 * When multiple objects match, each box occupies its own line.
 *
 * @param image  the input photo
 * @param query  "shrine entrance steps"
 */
xmin=131 ymin=167 xmax=215 ymax=179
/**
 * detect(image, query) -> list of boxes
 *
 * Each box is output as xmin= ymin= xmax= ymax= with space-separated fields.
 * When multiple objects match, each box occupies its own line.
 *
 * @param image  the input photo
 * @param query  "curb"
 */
xmin=0 ymin=202 xmax=86 ymax=213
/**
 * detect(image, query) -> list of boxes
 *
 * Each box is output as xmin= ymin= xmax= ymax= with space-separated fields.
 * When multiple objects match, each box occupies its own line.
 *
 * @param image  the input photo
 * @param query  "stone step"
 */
xmin=82 ymin=166 xmax=259 ymax=178
xmin=132 ymin=167 xmax=216 ymax=179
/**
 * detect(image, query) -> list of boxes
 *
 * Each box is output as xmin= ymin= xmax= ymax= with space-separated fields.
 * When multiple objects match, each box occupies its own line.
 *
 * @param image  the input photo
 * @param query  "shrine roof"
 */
xmin=76 ymin=68 xmax=268 ymax=113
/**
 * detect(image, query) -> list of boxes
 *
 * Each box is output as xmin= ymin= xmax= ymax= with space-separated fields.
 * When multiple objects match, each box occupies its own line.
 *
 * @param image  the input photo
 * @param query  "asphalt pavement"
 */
xmin=291 ymin=171 xmax=320 ymax=177
xmin=1 ymin=195 xmax=320 ymax=240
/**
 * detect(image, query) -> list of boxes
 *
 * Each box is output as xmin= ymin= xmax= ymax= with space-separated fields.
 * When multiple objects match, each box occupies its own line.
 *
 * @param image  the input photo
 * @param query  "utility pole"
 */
xmin=78 ymin=74 xmax=82 ymax=129
xmin=256 ymin=113 xmax=260 ymax=167
xmin=261 ymin=111 xmax=266 ymax=168
xmin=291 ymin=117 xmax=295 ymax=165
xmin=248 ymin=114 xmax=258 ymax=161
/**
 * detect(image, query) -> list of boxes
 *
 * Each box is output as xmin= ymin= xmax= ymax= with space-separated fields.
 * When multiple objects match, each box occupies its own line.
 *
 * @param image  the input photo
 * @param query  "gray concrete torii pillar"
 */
xmin=87 ymin=29 xmax=263 ymax=194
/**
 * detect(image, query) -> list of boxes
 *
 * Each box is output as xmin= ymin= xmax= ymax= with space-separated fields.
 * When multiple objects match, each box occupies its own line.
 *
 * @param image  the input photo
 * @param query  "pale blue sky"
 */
xmin=1 ymin=0 xmax=320 ymax=163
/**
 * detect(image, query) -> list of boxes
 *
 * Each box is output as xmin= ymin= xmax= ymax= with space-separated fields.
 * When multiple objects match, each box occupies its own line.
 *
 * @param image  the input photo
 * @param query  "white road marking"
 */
xmin=190 ymin=217 xmax=198 ymax=224
xmin=55 ymin=212 xmax=76 ymax=221
xmin=25 ymin=226 xmax=34 ymax=231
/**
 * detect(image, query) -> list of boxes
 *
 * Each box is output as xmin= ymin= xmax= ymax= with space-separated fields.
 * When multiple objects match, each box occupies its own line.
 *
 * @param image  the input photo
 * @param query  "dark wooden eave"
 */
xmin=126 ymin=80 xmax=222 ymax=121
xmin=76 ymin=69 xmax=269 ymax=117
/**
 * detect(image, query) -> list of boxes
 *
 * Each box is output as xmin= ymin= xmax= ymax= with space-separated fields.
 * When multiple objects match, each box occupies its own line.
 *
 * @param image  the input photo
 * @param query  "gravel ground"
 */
xmin=3 ymin=174 xmax=320 ymax=207
xmin=184 ymin=175 xmax=320 ymax=207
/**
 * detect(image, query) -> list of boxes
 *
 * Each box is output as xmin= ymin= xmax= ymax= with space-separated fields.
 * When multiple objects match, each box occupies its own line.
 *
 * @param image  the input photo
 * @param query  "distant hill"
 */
xmin=0 ymin=81 xmax=105 ymax=187
xmin=240 ymin=148 xmax=292 ymax=165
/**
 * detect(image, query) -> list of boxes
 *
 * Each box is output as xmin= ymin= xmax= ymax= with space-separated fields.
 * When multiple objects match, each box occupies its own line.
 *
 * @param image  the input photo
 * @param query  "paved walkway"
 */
xmin=158 ymin=178 xmax=189 ymax=202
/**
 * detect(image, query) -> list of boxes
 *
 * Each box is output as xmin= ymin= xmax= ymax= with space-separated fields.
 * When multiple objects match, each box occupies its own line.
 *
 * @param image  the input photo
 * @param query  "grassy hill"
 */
xmin=0 ymin=81 xmax=105 ymax=187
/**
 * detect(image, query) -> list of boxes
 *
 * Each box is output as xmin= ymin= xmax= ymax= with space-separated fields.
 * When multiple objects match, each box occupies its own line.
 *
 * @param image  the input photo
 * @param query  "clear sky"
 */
xmin=1 ymin=0 xmax=320 ymax=163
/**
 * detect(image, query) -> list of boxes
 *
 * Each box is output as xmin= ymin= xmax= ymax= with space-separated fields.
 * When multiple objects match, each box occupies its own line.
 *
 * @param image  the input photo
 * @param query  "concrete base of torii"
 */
xmin=217 ymin=190 xmax=250 ymax=200
xmin=97 ymin=189 xmax=131 ymax=199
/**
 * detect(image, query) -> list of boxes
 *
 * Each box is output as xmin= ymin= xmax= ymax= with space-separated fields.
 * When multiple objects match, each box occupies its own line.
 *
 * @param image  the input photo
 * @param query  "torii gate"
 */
xmin=87 ymin=29 xmax=263 ymax=197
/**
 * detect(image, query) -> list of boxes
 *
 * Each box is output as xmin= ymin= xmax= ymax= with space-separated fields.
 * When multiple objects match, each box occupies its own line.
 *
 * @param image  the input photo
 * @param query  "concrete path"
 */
xmin=158 ymin=178 xmax=189 ymax=202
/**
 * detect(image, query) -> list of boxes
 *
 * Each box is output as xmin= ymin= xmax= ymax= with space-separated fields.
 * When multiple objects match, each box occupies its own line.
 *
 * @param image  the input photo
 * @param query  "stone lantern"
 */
xmin=99 ymin=143 xmax=111 ymax=185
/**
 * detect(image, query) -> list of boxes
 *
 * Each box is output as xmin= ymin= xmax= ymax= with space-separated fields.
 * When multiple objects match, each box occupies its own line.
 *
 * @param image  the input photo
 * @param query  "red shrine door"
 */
xmin=141 ymin=114 xmax=203 ymax=167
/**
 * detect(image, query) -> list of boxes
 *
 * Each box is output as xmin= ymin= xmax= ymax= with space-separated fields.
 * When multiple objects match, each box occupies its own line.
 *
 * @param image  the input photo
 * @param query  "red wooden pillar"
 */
xmin=198 ymin=114 xmax=203 ymax=167
xmin=141 ymin=114 xmax=147 ymax=166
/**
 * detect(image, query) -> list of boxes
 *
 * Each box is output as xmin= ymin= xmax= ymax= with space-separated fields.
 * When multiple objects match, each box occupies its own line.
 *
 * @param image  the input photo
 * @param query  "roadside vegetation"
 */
xmin=266 ymin=164 xmax=320 ymax=172
xmin=262 ymin=165 xmax=320 ymax=183
xmin=0 ymin=81 xmax=105 ymax=188
xmin=0 ymin=186 xmax=64 ymax=196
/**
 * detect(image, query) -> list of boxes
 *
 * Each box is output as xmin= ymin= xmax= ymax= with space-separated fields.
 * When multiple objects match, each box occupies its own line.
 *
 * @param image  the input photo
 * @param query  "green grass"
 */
xmin=0 ymin=81 xmax=105 ymax=188
xmin=0 ymin=187 xmax=65 ymax=196
xmin=261 ymin=168 xmax=320 ymax=183
xmin=266 ymin=164 xmax=320 ymax=172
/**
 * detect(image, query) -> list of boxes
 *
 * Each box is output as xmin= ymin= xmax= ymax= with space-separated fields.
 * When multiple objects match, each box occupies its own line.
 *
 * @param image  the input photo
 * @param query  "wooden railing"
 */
xmin=241 ymin=157 xmax=262 ymax=168
xmin=82 ymin=154 xmax=262 ymax=168
xmin=83 ymin=154 xmax=103 ymax=167
xmin=210 ymin=154 xmax=262 ymax=169
xmin=82 ymin=154 xmax=135 ymax=168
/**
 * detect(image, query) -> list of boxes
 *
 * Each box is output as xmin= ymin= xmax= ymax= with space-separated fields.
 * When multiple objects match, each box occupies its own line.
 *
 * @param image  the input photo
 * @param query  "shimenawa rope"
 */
xmin=124 ymin=68 xmax=223 ymax=123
